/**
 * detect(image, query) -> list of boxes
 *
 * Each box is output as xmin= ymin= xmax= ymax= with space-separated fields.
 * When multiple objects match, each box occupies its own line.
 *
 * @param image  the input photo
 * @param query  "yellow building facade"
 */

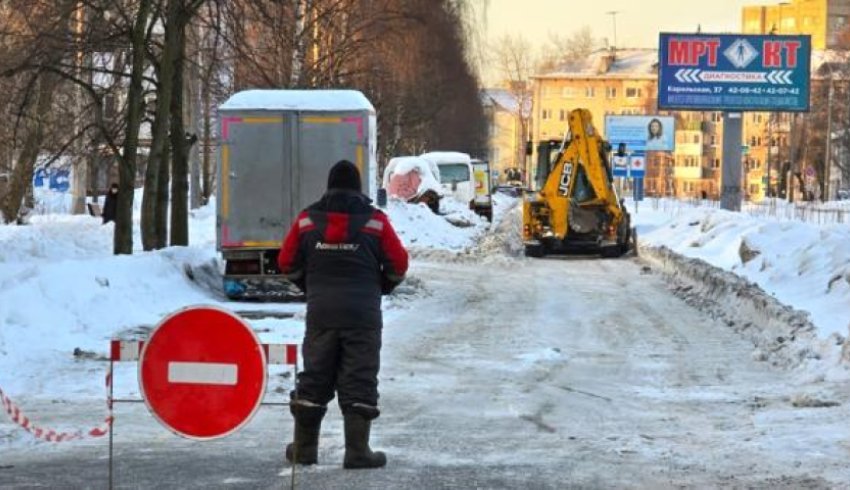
xmin=743 ymin=0 xmax=850 ymax=49
xmin=482 ymin=89 xmax=530 ymax=184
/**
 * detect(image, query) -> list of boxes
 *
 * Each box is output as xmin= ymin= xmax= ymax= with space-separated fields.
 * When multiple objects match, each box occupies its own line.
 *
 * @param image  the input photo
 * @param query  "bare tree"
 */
xmin=538 ymin=26 xmax=599 ymax=73
xmin=488 ymin=34 xmax=533 ymax=173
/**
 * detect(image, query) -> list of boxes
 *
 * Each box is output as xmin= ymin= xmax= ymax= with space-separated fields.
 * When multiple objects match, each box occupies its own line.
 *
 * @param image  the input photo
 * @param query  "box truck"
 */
xmin=217 ymin=90 xmax=377 ymax=299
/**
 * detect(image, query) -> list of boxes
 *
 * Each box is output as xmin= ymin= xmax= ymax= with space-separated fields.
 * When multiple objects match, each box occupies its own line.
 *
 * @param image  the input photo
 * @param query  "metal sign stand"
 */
xmin=721 ymin=112 xmax=744 ymax=211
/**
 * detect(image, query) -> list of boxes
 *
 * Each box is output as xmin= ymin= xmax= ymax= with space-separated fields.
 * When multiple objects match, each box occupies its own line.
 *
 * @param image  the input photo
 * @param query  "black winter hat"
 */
xmin=327 ymin=160 xmax=361 ymax=192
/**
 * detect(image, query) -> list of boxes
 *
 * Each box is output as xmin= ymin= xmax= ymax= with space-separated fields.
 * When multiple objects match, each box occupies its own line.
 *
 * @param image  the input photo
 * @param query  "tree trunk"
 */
xmin=155 ymin=133 xmax=170 ymax=249
xmin=141 ymin=2 xmax=181 ymax=251
xmin=70 ymin=5 xmax=88 ymax=215
xmin=202 ymin=73 xmax=212 ymax=202
xmin=170 ymin=11 xmax=190 ymax=247
xmin=115 ymin=0 xmax=154 ymax=255
xmin=290 ymin=0 xmax=306 ymax=87
xmin=189 ymin=22 xmax=203 ymax=210
xmin=0 ymin=72 xmax=60 ymax=223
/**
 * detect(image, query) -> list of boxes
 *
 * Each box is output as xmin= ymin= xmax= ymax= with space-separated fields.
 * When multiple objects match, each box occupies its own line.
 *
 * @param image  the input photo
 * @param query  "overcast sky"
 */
xmin=481 ymin=0 xmax=761 ymax=81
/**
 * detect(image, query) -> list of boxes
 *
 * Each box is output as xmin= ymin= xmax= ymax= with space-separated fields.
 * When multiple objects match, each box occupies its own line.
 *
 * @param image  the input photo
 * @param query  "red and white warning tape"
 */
xmin=0 ymin=371 xmax=113 ymax=443
xmin=0 ymin=340 xmax=297 ymax=443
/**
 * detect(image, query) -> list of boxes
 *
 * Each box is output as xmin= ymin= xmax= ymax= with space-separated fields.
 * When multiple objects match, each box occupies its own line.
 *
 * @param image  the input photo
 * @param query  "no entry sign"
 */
xmin=139 ymin=306 xmax=266 ymax=440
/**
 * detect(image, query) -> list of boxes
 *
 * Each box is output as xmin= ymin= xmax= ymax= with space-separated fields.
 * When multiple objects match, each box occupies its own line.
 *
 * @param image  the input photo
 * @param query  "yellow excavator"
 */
xmin=523 ymin=109 xmax=634 ymax=258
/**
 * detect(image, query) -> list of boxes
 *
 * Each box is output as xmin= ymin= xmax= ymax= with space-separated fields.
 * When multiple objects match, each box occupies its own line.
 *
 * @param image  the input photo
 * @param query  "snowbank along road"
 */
xmin=1 ymin=196 xmax=849 ymax=488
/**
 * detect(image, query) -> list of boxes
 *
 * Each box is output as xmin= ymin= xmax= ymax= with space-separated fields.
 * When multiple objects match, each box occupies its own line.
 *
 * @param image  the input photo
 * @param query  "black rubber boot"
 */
xmin=343 ymin=404 xmax=386 ymax=469
xmin=286 ymin=399 xmax=327 ymax=465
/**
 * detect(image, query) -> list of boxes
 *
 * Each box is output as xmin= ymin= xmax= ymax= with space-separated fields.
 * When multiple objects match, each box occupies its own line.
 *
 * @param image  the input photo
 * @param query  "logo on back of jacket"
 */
xmin=315 ymin=242 xmax=360 ymax=252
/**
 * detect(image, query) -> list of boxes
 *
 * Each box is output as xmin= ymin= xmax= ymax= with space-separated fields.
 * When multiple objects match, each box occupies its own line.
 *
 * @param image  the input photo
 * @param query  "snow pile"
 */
xmin=633 ymin=203 xmax=850 ymax=346
xmin=476 ymin=194 xmax=524 ymax=258
xmin=0 ymin=197 xmax=302 ymax=406
xmin=384 ymin=199 xmax=487 ymax=252
xmin=382 ymin=156 xmax=442 ymax=201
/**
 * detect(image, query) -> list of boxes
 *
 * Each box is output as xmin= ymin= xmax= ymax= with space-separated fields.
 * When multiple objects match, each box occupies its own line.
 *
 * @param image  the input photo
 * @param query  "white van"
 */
xmin=420 ymin=152 xmax=474 ymax=205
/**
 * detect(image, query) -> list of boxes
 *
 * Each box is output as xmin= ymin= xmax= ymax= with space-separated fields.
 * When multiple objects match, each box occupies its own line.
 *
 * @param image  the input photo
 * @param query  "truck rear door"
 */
xmin=295 ymin=114 xmax=367 ymax=210
xmin=220 ymin=116 xmax=290 ymax=249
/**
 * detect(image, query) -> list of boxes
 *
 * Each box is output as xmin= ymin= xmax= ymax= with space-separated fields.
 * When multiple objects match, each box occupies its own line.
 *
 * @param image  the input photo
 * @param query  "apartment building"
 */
xmin=743 ymin=0 xmax=850 ymax=49
xmin=481 ymin=88 xmax=531 ymax=183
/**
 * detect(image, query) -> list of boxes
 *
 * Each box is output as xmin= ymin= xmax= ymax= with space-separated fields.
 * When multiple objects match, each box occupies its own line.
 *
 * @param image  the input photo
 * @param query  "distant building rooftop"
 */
xmin=533 ymin=49 xmax=658 ymax=80
xmin=481 ymin=88 xmax=531 ymax=118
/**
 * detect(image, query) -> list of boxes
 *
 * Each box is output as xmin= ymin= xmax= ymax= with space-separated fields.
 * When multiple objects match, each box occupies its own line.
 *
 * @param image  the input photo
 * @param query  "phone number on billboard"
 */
xmin=726 ymin=87 xmax=801 ymax=96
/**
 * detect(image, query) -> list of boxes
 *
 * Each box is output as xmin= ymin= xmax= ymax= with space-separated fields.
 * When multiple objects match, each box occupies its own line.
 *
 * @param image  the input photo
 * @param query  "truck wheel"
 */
xmin=524 ymin=243 xmax=545 ymax=258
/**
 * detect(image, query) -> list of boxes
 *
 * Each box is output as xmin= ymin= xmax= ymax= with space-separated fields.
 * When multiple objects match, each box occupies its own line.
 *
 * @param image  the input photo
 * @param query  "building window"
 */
xmin=561 ymin=87 xmax=576 ymax=98
xmin=559 ymin=109 xmax=566 ymax=121
xmin=625 ymin=87 xmax=641 ymax=98
xmin=692 ymin=134 xmax=700 ymax=144
xmin=542 ymin=109 xmax=551 ymax=120
xmin=710 ymin=135 xmax=717 ymax=145
xmin=714 ymin=158 xmax=720 ymax=168
xmin=542 ymin=86 xmax=553 ymax=98
xmin=606 ymin=87 xmax=617 ymax=98
xmin=711 ymin=112 xmax=722 ymax=122
xmin=585 ymin=87 xmax=596 ymax=98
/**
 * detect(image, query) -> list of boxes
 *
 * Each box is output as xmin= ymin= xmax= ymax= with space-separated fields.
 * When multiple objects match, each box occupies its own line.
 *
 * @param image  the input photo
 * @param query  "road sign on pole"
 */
xmin=612 ymin=155 xmax=629 ymax=177
xmin=658 ymin=33 xmax=811 ymax=112
xmin=139 ymin=305 xmax=267 ymax=440
xmin=629 ymin=153 xmax=646 ymax=178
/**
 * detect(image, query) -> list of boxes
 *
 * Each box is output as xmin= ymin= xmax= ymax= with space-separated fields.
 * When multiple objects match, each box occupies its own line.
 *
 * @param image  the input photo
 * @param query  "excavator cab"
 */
xmin=523 ymin=109 xmax=633 ymax=258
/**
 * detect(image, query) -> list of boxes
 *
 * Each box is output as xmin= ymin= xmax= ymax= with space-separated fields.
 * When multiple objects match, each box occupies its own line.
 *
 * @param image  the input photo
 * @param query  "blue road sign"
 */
xmin=612 ymin=155 xmax=629 ymax=178
xmin=49 ymin=169 xmax=70 ymax=192
xmin=629 ymin=153 xmax=647 ymax=178
xmin=658 ymin=33 xmax=811 ymax=112
xmin=33 ymin=169 xmax=47 ymax=187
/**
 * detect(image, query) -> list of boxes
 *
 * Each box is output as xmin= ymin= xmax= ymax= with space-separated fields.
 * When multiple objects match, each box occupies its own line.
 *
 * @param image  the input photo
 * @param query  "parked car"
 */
xmin=493 ymin=185 xmax=522 ymax=198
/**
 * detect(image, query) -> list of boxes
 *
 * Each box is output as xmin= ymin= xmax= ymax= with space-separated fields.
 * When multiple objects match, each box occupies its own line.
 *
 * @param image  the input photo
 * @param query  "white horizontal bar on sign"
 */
xmin=167 ymin=362 xmax=238 ymax=386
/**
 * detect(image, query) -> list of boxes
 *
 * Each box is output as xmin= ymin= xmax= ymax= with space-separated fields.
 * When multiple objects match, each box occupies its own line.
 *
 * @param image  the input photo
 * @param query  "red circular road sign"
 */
xmin=139 ymin=306 xmax=266 ymax=440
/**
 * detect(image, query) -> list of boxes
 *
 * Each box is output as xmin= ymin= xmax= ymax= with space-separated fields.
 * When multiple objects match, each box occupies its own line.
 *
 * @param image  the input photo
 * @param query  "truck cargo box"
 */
xmin=217 ymin=90 xmax=377 ymax=299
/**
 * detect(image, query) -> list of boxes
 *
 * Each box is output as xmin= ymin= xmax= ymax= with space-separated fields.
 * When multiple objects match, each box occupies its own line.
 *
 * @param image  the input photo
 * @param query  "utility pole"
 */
xmin=606 ymin=11 xmax=619 ymax=51
xmin=825 ymin=76 xmax=834 ymax=201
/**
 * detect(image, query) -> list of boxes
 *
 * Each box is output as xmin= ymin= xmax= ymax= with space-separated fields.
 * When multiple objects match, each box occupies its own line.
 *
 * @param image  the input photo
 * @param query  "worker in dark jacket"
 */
xmin=102 ymin=183 xmax=118 ymax=224
xmin=278 ymin=160 xmax=408 ymax=469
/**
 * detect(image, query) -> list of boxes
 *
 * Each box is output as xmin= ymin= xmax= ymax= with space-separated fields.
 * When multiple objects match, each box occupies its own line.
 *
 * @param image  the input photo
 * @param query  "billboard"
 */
xmin=605 ymin=115 xmax=675 ymax=153
xmin=658 ymin=33 xmax=811 ymax=112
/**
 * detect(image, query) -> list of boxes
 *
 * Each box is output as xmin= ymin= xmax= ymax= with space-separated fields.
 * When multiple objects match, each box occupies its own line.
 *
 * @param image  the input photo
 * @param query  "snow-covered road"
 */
xmin=3 ymin=255 xmax=848 ymax=488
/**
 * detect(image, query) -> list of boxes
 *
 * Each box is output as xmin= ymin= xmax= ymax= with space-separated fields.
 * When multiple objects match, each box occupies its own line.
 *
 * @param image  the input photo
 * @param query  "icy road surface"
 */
xmin=2 ymin=256 xmax=849 ymax=489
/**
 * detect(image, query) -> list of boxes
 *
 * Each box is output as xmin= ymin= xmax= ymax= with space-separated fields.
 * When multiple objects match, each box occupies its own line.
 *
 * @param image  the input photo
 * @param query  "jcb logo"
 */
xmin=558 ymin=163 xmax=573 ymax=196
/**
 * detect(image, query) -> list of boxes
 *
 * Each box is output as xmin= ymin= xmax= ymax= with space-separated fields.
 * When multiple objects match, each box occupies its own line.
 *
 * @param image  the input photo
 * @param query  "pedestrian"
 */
xmin=277 ymin=160 xmax=408 ymax=469
xmin=102 ymin=183 xmax=118 ymax=224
